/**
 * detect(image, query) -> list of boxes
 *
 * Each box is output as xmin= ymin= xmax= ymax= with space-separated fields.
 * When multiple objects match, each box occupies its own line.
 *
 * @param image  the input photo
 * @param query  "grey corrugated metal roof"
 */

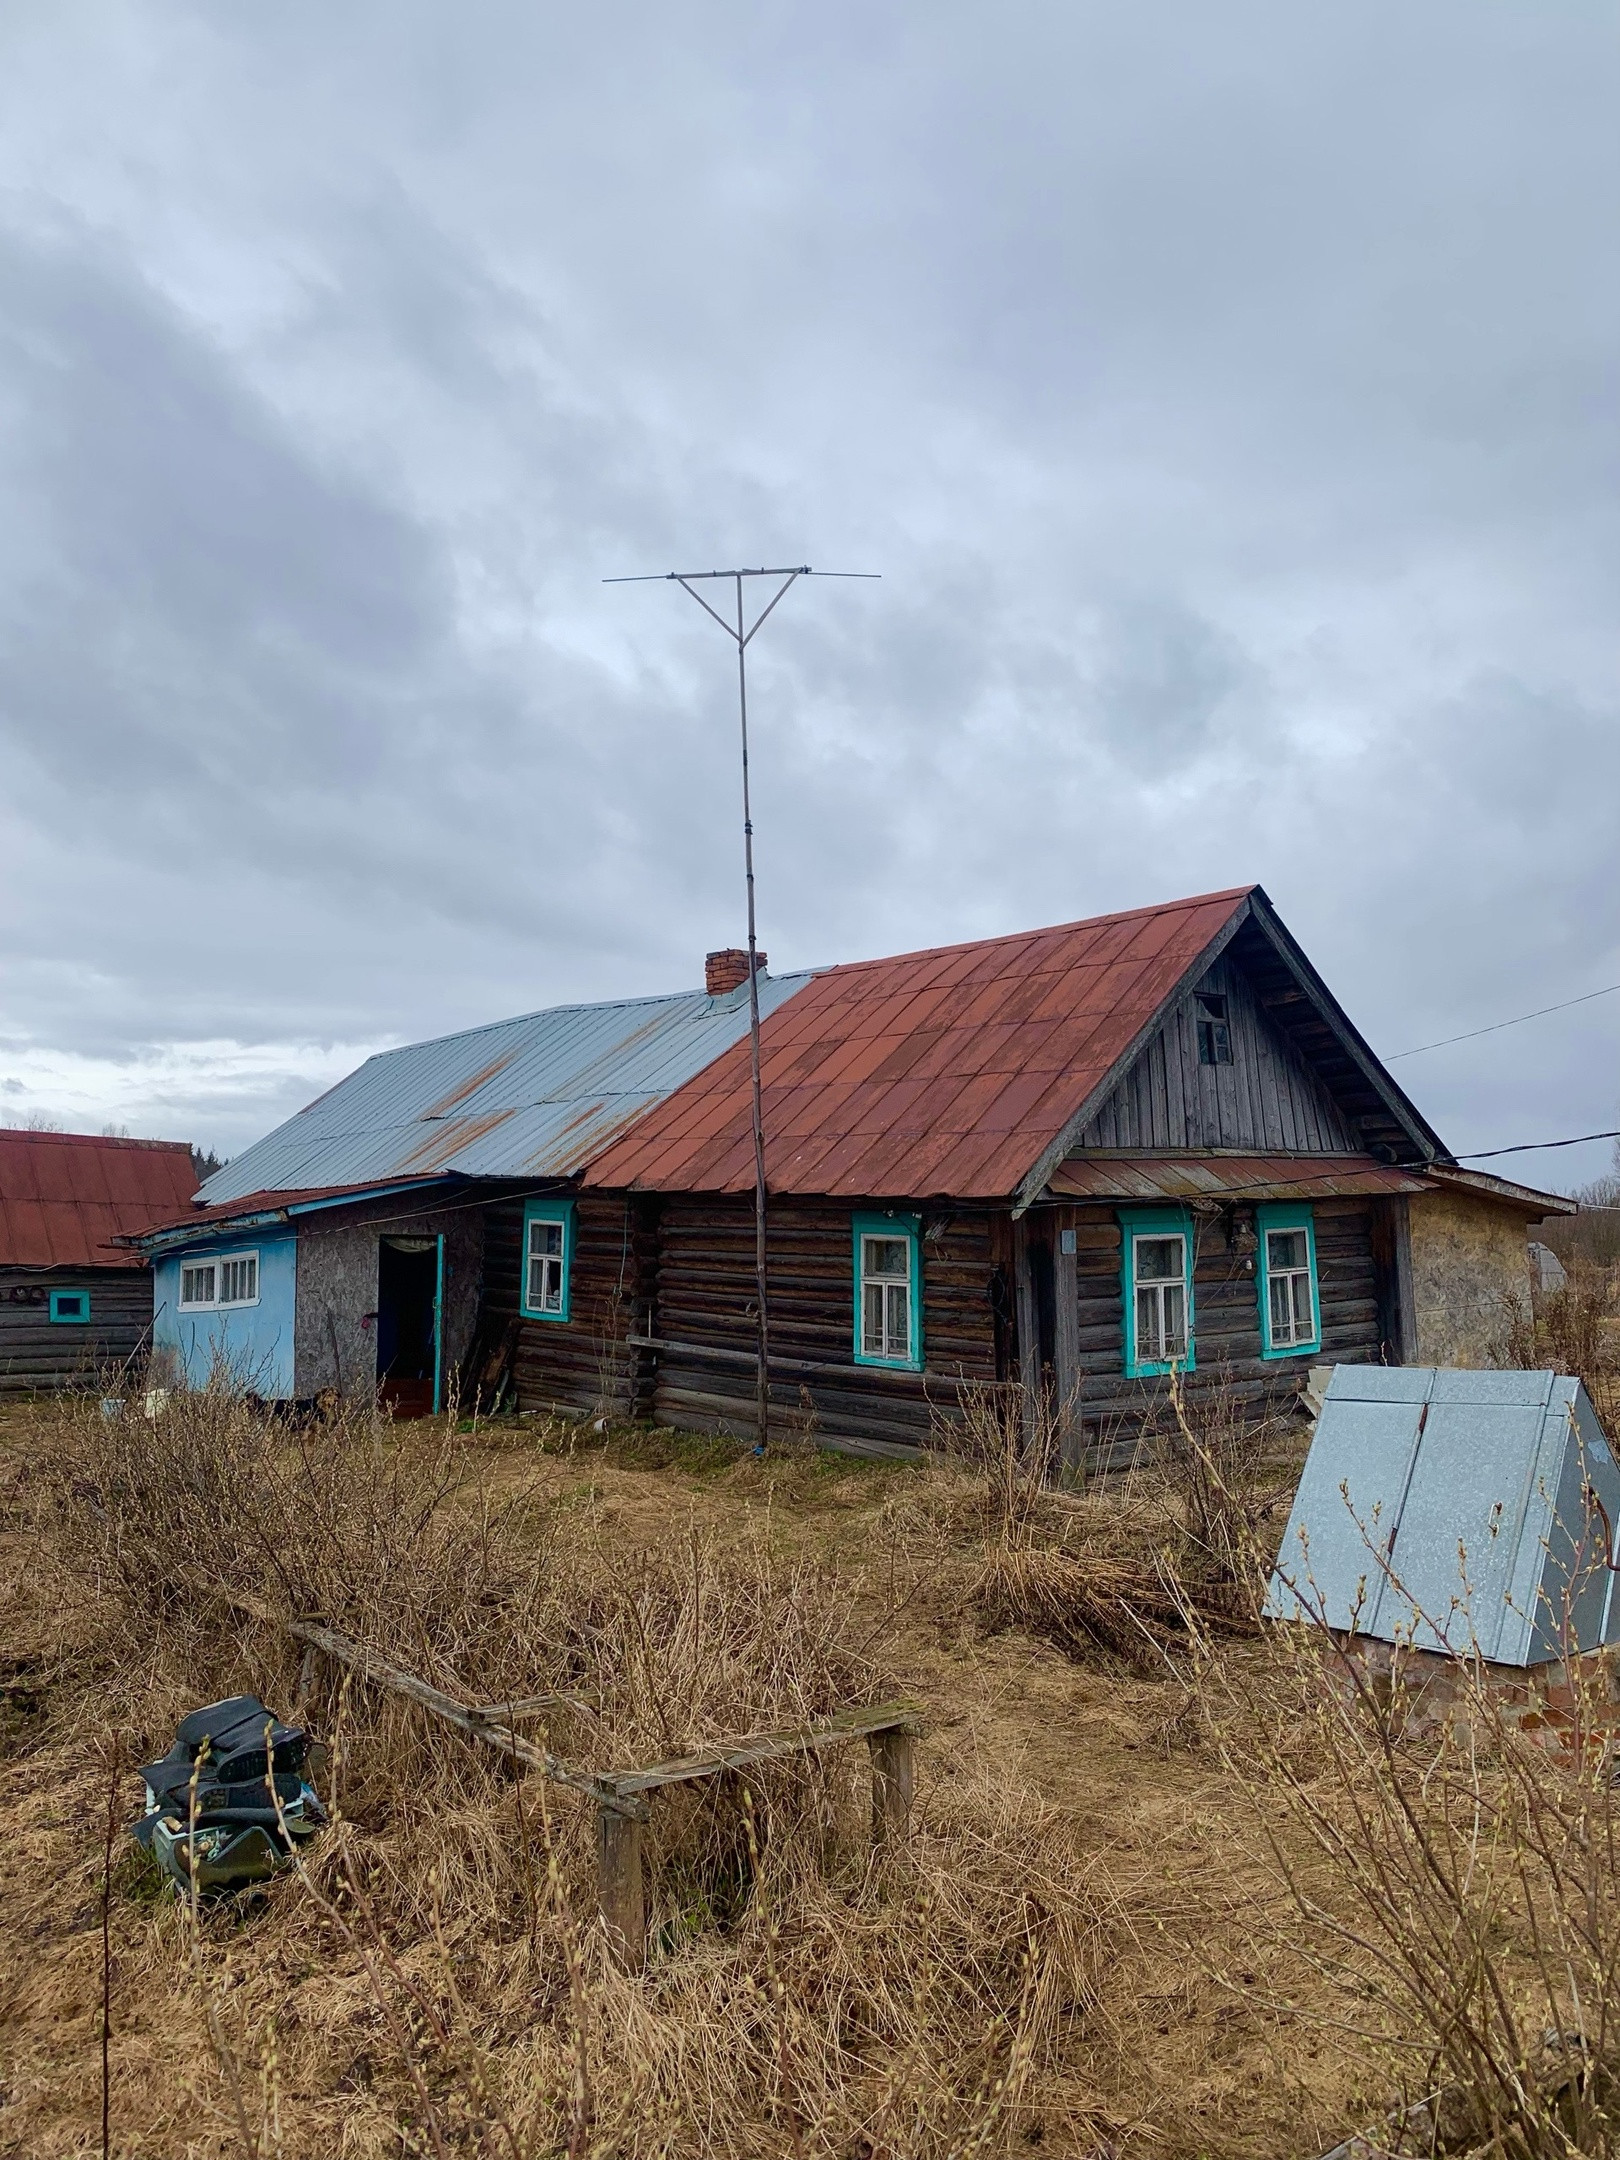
xmin=197 ymin=974 xmax=815 ymax=1207
xmin=1266 ymin=1365 xmax=1620 ymax=1667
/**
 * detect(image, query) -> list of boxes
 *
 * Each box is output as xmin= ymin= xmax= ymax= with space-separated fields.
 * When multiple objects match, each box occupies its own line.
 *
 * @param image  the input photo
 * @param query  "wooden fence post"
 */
xmin=597 ymin=1804 xmax=646 ymax=1971
xmin=867 ymin=1725 xmax=914 ymax=1849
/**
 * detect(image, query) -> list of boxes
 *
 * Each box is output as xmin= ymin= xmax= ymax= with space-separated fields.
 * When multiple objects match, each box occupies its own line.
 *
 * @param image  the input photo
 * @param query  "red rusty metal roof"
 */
xmin=1045 ymin=1153 xmax=1429 ymax=1203
xmin=0 ymin=1131 xmax=198 ymax=1269
xmin=132 ymin=1178 xmax=456 ymax=1242
xmin=583 ymin=888 xmax=1257 ymax=1200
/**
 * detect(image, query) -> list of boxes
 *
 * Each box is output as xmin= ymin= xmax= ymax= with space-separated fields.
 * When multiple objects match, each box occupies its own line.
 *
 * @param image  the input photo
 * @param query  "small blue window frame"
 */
xmin=851 ymin=1210 xmax=923 ymax=1371
xmin=1118 ymin=1207 xmax=1197 ymax=1378
xmin=1256 ymin=1203 xmax=1322 ymax=1359
xmin=520 ymin=1198 xmax=575 ymax=1324
xmin=49 ymin=1288 xmax=91 ymax=1324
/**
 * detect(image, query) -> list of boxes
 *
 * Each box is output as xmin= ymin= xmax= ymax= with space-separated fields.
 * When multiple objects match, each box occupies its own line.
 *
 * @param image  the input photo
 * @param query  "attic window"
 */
xmin=1196 ymin=992 xmax=1232 ymax=1066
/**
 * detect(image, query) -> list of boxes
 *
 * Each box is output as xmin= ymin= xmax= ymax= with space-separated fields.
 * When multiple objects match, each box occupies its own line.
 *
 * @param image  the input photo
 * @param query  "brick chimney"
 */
xmin=705 ymin=948 xmax=767 ymax=996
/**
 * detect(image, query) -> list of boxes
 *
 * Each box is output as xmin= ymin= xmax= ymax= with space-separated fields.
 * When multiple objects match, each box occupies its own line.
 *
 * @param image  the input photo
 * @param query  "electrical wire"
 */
xmin=1387 ymin=981 xmax=1620 ymax=1059
xmin=1456 ymin=1129 xmax=1620 ymax=1161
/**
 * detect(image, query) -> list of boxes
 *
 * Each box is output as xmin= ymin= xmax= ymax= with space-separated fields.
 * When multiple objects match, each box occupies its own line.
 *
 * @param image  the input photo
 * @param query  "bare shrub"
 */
xmin=1212 ymin=1519 xmax=1620 ymax=2155
xmin=941 ymin=1379 xmax=1270 ymax=1672
xmin=25 ymin=1386 xmax=1125 ymax=2158
xmin=1497 ymin=1259 xmax=1620 ymax=1438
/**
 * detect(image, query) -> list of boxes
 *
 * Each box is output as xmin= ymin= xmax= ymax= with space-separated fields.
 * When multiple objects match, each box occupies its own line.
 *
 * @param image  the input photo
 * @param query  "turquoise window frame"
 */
xmin=431 ymin=1234 xmax=445 ymax=1414
xmin=852 ymin=1211 xmax=923 ymax=1370
xmin=49 ymin=1288 xmax=91 ymax=1324
xmin=520 ymin=1198 xmax=575 ymax=1324
xmin=1256 ymin=1203 xmax=1321 ymax=1359
xmin=1118 ymin=1207 xmax=1196 ymax=1378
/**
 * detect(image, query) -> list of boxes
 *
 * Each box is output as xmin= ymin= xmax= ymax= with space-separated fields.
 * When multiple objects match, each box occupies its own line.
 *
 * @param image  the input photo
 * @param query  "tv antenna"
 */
xmin=605 ymin=565 xmax=879 ymax=1454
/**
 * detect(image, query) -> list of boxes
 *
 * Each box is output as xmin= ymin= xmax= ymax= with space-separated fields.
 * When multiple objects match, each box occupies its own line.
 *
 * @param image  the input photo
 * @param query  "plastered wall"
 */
xmin=293 ymin=1203 xmax=483 ymax=1400
xmin=1408 ymin=1188 xmax=1534 ymax=1367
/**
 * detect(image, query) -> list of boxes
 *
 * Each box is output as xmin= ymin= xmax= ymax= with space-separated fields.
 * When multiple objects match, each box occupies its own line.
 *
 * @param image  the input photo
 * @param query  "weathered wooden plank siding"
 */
xmin=0 ymin=1269 xmax=152 ymax=1394
xmin=1077 ymin=955 xmax=1357 ymax=1153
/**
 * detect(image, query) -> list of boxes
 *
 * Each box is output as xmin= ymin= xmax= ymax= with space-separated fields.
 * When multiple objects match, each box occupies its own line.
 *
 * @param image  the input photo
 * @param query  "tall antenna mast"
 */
xmin=605 ymin=565 xmax=878 ymax=1454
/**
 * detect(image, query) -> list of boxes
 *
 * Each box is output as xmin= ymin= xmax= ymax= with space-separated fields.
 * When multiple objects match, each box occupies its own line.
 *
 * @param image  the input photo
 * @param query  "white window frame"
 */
xmin=521 ymin=1200 xmax=574 ymax=1323
xmin=179 ymin=1259 xmax=220 ymax=1310
xmin=1257 ymin=1206 xmax=1321 ymax=1358
xmin=1120 ymin=1209 xmax=1196 ymax=1377
xmin=218 ymin=1251 xmax=260 ymax=1309
xmin=178 ymin=1248 xmax=260 ymax=1311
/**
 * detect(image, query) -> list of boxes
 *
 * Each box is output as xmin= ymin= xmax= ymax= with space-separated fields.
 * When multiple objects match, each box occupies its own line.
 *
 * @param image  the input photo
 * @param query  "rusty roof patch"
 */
xmin=396 ymin=1107 xmax=518 ymax=1172
xmin=1046 ymin=1154 xmax=1429 ymax=1203
xmin=583 ymin=889 xmax=1259 ymax=1200
xmin=419 ymin=1050 xmax=519 ymax=1121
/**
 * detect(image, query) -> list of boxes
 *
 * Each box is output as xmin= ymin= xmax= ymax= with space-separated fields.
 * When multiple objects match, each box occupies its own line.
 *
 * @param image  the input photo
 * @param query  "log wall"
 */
xmin=485 ymin=1194 xmax=652 ymax=1418
xmin=1047 ymin=1195 xmax=1389 ymax=1469
xmin=651 ymin=1199 xmax=999 ymax=1453
xmin=0 ymin=1268 xmax=153 ymax=1395
xmin=484 ymin=1190 xmax=1393 ymax=1471
xmin=489 ymin=1194 xmax=1001 ymax=1450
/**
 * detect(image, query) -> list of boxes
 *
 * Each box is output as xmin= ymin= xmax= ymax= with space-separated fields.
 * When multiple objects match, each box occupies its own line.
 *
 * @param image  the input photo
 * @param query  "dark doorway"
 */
xmin=376 ymin=1236 xmax=441 ymax=1417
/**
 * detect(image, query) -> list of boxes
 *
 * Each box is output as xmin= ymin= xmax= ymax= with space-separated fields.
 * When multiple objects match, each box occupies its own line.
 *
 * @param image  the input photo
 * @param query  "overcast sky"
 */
xmin=0 ymin=4 xmax=1616 ymax=1184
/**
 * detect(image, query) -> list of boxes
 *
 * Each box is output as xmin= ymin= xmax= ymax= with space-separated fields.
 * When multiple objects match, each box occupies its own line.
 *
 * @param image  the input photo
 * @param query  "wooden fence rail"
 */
xmin=211 ymin=1584 xmax=919 ymax=1971
xmin=591 ymin=1700 xmax=920 ymax=1968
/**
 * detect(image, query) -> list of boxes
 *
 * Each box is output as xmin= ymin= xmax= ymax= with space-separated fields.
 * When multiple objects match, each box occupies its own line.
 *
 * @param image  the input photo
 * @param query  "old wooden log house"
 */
xmin=133 ymin=887 xmax=1571 ymax=1471
xmin=0 ymin=1129 xmax=198 ymax=1395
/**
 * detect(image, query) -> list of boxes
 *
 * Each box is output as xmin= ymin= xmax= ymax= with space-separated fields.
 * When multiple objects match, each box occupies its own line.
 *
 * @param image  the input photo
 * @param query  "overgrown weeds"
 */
xmin=1208 ymin=1487 xmax=1620 ymax=2157
xmin=7 ymin=1387 xmax=1126 ymax=2158
xmin=944 ymin=1377 xmax=1278 ymax=1673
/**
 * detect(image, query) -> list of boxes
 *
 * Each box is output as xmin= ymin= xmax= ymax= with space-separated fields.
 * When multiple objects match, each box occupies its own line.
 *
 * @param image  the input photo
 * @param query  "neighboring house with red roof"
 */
xmin=134 ymin=887 xmax=1571 ymax=1465
xmin=0 ymin=1130 xmax=198 ymax=1394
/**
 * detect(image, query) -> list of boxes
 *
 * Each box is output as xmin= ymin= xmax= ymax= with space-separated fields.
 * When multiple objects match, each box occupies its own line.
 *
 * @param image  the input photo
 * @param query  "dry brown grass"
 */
xmin=18 ymin=1371 xmax=1591 ymax=2159
xmin=940 ymin=1381 xmax=1279 ymax=1676
xmin=1206 ymin=1595 xmax=1620 ymax=2158
xmin=2 ymin=1390 xmax=1138 ymax=2158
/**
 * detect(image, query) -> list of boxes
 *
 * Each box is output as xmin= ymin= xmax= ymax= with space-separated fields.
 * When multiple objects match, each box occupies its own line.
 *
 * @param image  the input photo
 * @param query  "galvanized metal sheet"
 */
xmin=1267 ymin=1396 xmax=1425 ymax=1630
xmin=1323 ymin=1364 xmax=1433 ymax=1403
xmin=1269 ymin=1367 xmax=1620 ymax=1667
xmin=1376 ymin=1393 xmax=1553 ymax=1657
xmin=1429 ymin=1368 xmax=1558 ymax=1407
xmin=197 ymin=974 xmax=814 ymax=1208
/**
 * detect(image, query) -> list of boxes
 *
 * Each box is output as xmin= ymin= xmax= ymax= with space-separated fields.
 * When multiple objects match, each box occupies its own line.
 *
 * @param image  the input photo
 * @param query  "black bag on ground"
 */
xmin=133 ymin=1693 xmax=326 ymax=1892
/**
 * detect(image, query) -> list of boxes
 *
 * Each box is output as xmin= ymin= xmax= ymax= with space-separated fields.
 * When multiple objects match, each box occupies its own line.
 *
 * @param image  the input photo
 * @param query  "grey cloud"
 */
xmin=0 ymin=2 xmax=1615 ymax=1174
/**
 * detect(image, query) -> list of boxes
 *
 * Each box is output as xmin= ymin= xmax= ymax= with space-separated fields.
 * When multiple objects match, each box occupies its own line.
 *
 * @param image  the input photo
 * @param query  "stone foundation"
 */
xmin=1334 ymin=1633 xmax=1620 ymax=1752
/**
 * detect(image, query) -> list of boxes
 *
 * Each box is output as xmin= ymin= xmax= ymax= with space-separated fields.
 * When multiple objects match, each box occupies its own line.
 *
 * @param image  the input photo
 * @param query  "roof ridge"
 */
xmin=804 ymin=885 xmax=1258 ymax=979
xmin=353 ymin=971 xmax=822 ymax=1065
xmin=0 ymin=1129 xmax=192 ymax=1153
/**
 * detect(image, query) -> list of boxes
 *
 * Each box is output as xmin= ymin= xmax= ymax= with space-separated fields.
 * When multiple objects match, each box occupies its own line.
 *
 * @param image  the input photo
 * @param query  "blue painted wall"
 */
xmin=153 ymin=1228 xmax=298 ymax=1398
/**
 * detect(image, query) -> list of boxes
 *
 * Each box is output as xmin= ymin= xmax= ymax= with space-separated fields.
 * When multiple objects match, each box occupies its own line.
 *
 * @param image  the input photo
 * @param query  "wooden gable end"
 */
xmin=1073 ymin=948 xmax=1359 ymax=1154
